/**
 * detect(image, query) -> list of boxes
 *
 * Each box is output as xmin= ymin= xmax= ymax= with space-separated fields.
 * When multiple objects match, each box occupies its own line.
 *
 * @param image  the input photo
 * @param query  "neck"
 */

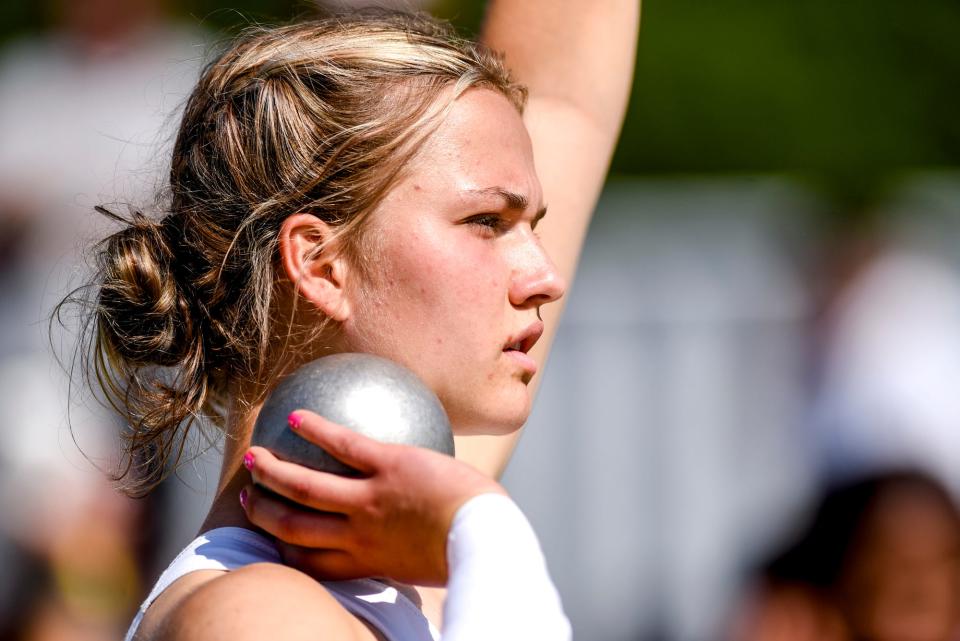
xmin=200 ymin=399 xmax=262 ymax=533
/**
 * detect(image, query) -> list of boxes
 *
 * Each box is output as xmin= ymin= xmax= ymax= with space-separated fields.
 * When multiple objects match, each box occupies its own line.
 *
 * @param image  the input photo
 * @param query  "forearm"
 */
xmin=481 ymin=0 xmax=640 ymax=137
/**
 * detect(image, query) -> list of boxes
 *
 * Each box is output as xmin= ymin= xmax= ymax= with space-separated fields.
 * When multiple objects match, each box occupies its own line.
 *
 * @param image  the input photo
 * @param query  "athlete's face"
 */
xmin=340 ymin=88 xmax=565 ymax=434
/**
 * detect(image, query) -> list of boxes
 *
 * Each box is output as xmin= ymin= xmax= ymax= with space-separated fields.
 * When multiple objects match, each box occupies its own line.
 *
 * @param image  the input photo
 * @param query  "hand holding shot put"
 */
xmin=242 ymin=409 xmax=504 ymax=585
xmin=241 ymin=341 xmax=501 ymax=584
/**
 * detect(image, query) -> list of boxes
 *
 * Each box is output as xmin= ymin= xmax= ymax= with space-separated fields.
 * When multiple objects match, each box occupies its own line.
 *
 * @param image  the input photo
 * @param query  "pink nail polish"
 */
xmin=239 ymin=488 xmax=248 ymax=510
xmin=243 ymin=451 xmax=255 ymax=470
xmin=288 ymin=412 xmax=302 ymax=430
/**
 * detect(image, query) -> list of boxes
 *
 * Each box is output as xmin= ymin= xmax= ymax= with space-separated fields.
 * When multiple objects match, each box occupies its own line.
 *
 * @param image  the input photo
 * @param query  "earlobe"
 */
xmin=278 ymin=213 xmax=351 ymax=322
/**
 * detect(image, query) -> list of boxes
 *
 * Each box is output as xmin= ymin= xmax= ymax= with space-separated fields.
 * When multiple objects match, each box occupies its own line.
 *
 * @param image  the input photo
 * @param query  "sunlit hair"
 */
xmin=61 ymin=11 xmax=526 ymax=496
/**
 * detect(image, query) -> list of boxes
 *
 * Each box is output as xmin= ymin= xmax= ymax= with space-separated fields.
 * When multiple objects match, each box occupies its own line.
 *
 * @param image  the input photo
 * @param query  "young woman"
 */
xmin=79 ymin=2 xmax=638 ymax=639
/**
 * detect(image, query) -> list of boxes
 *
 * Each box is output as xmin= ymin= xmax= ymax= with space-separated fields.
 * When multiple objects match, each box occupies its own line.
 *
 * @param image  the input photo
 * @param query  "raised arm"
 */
xmin=461 ymin=0 xmax=641 ymax=477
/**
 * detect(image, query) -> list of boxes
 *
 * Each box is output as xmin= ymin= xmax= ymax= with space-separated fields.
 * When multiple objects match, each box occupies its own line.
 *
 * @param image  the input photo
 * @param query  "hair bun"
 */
xmin=96 ymin=209 xmax=193 ymax=367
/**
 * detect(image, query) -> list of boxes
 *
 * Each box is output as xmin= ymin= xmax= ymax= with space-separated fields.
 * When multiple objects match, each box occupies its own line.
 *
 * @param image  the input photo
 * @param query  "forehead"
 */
xmin=400 ymin=87 xmax=541 ymax=209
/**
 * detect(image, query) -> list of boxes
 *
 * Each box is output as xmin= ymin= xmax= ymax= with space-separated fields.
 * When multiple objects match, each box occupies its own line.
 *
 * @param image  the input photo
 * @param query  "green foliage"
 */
xmin=616 ymin=0 xmax=960 ymax=205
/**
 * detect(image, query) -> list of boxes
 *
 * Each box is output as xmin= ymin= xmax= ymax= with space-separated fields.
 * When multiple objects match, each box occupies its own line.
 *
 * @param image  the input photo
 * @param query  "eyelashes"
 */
xmin=463 ymin=213 xmax=541 ymax=238
xmin=465 ymin=213 xmax=508 ymax=235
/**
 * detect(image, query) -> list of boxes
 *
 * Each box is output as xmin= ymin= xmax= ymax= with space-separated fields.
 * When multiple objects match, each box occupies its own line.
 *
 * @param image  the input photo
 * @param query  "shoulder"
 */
xmin=147 ymin=564 xmax=377 ymax=641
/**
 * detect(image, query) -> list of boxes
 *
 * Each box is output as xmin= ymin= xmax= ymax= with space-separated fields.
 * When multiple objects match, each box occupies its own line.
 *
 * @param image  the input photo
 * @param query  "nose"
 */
xmin=508 ymin=233 xmax=566 ymax=308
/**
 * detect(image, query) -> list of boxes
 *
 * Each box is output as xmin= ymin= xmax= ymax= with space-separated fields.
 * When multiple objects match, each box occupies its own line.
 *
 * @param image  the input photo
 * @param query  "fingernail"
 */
xmin=288 ymin=412 xmax=302 ymax=430
xmin=243 ymin=451 xmax=255 ymax=470
xmin=239 ymin=488 xmax=248 ymax=510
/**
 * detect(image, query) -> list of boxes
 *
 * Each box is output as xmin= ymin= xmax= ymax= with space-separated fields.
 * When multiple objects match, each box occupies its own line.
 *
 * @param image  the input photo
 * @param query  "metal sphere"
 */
xmin=252 ymin=353 xmax=454 ymax=476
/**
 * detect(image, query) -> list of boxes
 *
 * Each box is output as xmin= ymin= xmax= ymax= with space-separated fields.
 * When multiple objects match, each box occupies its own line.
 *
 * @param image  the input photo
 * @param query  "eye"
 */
xmin=465 ymin=214 xmax=508 ymax=235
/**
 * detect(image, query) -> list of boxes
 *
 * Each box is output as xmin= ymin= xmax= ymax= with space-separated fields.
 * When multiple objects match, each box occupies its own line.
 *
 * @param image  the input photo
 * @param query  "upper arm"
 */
xmin=154 ymin=564 xmax=374 ymax=641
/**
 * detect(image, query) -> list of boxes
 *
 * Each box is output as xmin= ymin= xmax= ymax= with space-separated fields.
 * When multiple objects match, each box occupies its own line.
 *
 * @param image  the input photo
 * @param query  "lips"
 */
xmin=503 ymin=320 xmax=544 ymax=355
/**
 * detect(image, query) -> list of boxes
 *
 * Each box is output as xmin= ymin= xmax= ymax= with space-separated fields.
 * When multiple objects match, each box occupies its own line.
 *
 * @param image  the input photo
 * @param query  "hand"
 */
xmin=240 ymin=410 xmax=506 ymax=585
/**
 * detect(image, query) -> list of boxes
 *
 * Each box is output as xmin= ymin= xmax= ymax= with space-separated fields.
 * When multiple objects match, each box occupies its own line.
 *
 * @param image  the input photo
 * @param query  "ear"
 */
xmin=278 ymin=213 xmax=352 ymax=322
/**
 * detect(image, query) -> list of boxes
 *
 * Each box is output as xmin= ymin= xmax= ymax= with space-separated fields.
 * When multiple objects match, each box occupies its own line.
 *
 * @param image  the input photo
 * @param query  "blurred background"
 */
xmin=1 ymin=0 xmax=959 ymax=640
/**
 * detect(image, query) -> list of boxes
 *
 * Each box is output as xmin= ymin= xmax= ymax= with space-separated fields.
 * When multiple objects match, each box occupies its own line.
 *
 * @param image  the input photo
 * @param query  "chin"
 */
xmin=447 ymin=397 xmax=531 ymax=436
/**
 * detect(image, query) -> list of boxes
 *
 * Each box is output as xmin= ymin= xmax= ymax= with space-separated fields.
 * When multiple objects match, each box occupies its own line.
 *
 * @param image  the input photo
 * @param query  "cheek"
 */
xmin=392 ymin=236 xmax=504 ymax=316
xmin=356 ymin=227 xmax=511 ymax=369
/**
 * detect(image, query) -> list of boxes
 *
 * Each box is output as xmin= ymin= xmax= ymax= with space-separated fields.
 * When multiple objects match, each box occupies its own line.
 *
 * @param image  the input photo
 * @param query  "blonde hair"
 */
xmin=71 ymin=11 xmax=525 ymax=496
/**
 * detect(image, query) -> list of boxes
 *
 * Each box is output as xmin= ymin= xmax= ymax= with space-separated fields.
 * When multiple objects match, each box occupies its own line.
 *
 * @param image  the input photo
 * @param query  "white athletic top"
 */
xmin=124 ymin=527 xmax=440 ymax=641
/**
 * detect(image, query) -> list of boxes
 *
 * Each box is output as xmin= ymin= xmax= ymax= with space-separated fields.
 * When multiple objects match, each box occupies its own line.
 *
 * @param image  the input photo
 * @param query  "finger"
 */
xmin=289 ymin=410 xmax=383 ymax=474
xmin=241 ymin=484 xmax=351 ymax=548
xmin=246 ymin=446 xmax=368 ymax=512
xmin=279 ymin=544 xmax=371 ymax=581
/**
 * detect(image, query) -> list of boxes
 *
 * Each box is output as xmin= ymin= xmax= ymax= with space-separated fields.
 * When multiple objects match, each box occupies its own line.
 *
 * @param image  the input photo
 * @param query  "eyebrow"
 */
xmin=466 ymin=187 xmax=548 ymax=222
